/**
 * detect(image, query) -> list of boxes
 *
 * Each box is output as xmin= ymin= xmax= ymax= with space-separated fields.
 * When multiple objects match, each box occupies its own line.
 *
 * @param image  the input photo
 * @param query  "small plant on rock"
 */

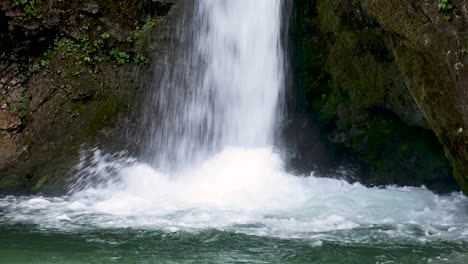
xmin=134 ymin=55 xmax=149 ymax=68
xmin=438 ymin=0 xmax=454 ymax=12
xmin=111 ymin=49 xmax=130 ymax=65
xmin=13 ymin=0 xmax=39 ymax=20
xmin=11 ymin=93 xmax=29 ymax=119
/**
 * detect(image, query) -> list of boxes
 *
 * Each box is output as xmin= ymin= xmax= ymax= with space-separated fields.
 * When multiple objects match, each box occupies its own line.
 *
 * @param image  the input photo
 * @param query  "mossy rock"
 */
xmin=291 ymin=0 xmax=458 ymax=193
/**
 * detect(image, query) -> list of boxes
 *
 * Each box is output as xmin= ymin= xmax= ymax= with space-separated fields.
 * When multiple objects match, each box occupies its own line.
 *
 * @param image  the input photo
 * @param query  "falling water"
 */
xmin=2 ymin=1 xmax=468 ymax=263
xmin=141 ymin=0 xmax=285 ymax=170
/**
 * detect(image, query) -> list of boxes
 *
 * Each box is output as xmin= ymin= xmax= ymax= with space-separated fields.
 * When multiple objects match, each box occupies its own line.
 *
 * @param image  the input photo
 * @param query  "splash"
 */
xmin=1 ymin=0 xmax=468 ymax=250
xmin=1 ymin=148 xmax=468 ymax=245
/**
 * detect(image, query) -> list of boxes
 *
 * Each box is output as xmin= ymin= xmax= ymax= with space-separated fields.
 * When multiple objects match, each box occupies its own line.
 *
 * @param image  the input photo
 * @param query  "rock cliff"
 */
xmin=2 ymin=0 xmax=467 ymax=195
xmin=0 ymin=0 xmax=177 ymax=194
xmin=293 ymin=0 xmax=467 ymax=193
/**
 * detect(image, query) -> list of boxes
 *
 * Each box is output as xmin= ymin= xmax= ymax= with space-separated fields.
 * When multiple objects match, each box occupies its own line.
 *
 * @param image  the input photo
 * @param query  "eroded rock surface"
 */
xmin=0 ymin=0 xmax=178 ymax=194
xmin=0 ymin=111 xmax=21 ymax=131
xmin=361 ymin=0 xmax=468 ymax=193
xmin=292 ymin=0 xmax=466 ymax=193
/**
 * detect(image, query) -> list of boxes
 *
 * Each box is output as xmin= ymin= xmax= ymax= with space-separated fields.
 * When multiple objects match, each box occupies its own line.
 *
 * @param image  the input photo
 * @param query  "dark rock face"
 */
xmin=0 ymin=0 xmax=178 ymax=194
xmin=144 ymin=0 xmax=178 ymax=16
xmin=2 ymin=0 xmax=466 ymax=195
xmin=359 ymin=0 xmax=468 ymax=194
xmin=290 ymin=0 xmax=460 ymax=193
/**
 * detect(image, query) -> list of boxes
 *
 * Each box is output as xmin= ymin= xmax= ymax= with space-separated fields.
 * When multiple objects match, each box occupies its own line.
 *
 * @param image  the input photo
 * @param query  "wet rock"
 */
xmin=6 ymin=89 xmax=21 ymax=104
xmin=145 ymin=0 xmax=177 ymax=16
xmin=0 ymin=138 xmax=22 ymax=168
xmin=292 ymin=0 xmax=459 ymax=193
xmin=360 ymin=0 xmax=468 ymax=194
xmin=0 ymin=0 xmax=180 ymax=195
xmin=0 ymin=111 xmax=21 ymax=131
xmin=79 ymin=2 xmax=101 ymax=17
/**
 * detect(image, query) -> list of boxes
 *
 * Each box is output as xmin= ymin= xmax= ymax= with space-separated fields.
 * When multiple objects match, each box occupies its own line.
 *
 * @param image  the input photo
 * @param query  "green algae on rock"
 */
xmin=292 ymin=0 xmax=460 ymax=193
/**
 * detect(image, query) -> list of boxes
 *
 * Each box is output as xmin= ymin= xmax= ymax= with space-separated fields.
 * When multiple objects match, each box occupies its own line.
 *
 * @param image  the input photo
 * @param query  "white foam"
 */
xmin=1 ymin=147 xmax=467 ymax=244
xmin=2 ymin=0 xmax=465 ymax=247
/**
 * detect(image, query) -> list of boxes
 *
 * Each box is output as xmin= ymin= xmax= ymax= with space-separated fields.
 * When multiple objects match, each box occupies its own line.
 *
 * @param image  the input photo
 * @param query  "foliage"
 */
xmin=52 ymin=32 xmax=135 ymax=67
xmin=135 ymin=17 xmax=161 ymax=47
xmin=55 ymin=38 xmax=81 ymax=57
xmin=19 ymin=11 xmax=162 ymax=87
xmin=134 ymin=55 xmax=149 ymax=68
xmin=79 ymin=33 xmax=110 ymax=64
xmin=438 ymin=0 xmax=454 ymax=12
xmin=12 ymin=0 xmax=39 ymax=20
xmin=11 ymin=92 xmax=29 ymax=119
xmin=110 ymin=49 xmax=130 ymax=65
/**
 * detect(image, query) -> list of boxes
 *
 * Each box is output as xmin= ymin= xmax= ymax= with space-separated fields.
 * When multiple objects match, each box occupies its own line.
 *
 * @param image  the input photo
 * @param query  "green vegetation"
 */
xmin=12 ymin=0 xmax=39 ymax=20
xmin=11 ymin=92 xmax=29 ymax=119
xmin=110 ymin=49 xmax=130 ymax=65
xmin=134 ymin=55 xmax=149 ymax=68
xmin=438 ymin=0 xmax=454 ymax=12
xmin=0 ymin=0 xmax=173 ymax=195
xmin=78 ymin=33 xmax=111 ymax=65
xmin=293 ymin=0 xmax=456 ymax=191
xmin=46 ymin=32 xmax=132 ymax=77
xmin=48 ymin=29 xmax=146 ymax=71
xmin=135 ymin=17 xmax=161 ymax=48
xmin=12 ymin=10 xmax=160 ymax=90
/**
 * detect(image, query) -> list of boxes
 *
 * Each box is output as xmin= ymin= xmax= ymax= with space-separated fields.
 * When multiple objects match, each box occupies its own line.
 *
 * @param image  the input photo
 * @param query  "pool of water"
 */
xmin=2 ymin=224 xmax=468 ymax=264
xmin=1 ymin=148 xmax=468 ymax=264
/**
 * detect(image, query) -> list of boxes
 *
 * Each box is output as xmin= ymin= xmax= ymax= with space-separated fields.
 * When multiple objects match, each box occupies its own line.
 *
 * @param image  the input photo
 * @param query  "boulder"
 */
xmin=0 ymin=111 xmax=21 ymax=131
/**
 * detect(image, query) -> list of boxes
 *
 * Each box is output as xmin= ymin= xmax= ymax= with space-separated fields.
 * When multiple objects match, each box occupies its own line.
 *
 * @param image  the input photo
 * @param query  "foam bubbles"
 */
xmin=1 ymin=147 xmax=467 ymax=244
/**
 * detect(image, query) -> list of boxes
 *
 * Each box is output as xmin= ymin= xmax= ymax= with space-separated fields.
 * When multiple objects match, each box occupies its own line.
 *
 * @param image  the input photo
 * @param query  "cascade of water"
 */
xmin=1 ymin=1 xmax=468 ymax=248
xmin=141 ymin=0 xmax=284 ymax=171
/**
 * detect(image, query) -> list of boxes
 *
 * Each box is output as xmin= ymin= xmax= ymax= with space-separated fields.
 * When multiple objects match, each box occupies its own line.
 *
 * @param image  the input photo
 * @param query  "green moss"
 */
xmin=33 ymin=174 xmax=52 ymax=192
xmin=135 ymin=17 xmax=161 ymax=49
xmin=293 ymin=0 xmax=456 ymax=192
xmin=317 ymin=0 xmax=339 ymax=33
xmin=362 ymin=115 xmax=453 ymax=189
xmin=10 ymin=90 xmax=29 ymax=119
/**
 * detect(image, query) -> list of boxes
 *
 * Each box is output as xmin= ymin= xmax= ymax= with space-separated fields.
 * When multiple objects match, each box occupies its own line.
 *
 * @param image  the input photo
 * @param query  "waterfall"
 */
xmin=141 ymin=0 xmax=285 ymax=171
xmin=1 ymin=1 xmax=468 ymax=250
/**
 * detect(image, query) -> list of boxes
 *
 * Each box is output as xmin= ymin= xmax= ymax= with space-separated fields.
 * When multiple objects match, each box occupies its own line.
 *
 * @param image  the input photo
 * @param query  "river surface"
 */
xmin=2 ymin=0 xmax=468 ymax=263
xmin=1 ymin=148 xmax=468 ymax=263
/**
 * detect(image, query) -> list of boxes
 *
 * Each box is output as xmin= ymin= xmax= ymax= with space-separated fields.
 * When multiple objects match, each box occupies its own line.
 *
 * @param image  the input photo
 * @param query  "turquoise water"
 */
xmin=2 ymin=223 xmax=468 ymax=263
xmin=2 ymin=151 xmax=468 ymax=264
xmin=3 ymin=0 xmax=465 ymax=262
xmin=2 ymin=148 xmax=468 ymax=263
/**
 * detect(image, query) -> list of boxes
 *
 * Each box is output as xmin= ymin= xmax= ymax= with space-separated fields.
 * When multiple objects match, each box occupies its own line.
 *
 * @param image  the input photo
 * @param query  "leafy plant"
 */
xmin=111 ymin=49 xmax=130 ymax=65
xmin=55 ymin=38 xmax=80 ymax=57
xmin=100 ymin=32 xmax=110 ymax=39
xmin=70 ymin=66 xmax=83 ymax=77
xmin=77 ymin=32 xmax=112 ymax=64
xmin=438 ymin=0 xmax=454 ymax=12
xmin=18 ymin=73 xmax=29 ymax=85
xmin=11 ymin=93 xmax=29 ymax=119
xmin=80 ymin=24 xmax=90 ymax=31
xmin=40 ymin=59 xmax=49 ymax=68
xmin=12 ymin=0 xmax=39 ymax=20
xmin=134 ymin=55 xmax=149 ymax=68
